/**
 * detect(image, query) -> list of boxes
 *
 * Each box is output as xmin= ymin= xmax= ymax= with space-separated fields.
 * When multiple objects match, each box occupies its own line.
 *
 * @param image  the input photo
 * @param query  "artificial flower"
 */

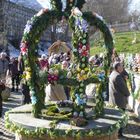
xmin=31 ymin=96 xmax=37 ymax=105
xmin=72 ymin=7 xmax=83 ymax=16
xmin=24 ymin=24 xmax=32 ymax=34
xmin=75 ymin=18 xmax=80 ymax=26
xmin=79 ymin=111 xmax=84 ymax=117
xmin=54 ymin=70 xmax=59 ymax=75
xmin=67 ymin=71 xmax=72 ymax=78
xmin=82 ymin=39 xmax=87 ymax=44
xmin=81 ymin=51 xmax=88 ymax=57
xmin=81 ymin=19 xmax=88 ymax=32
xmin=80 ymin=83 xmax=84 ymax=87
xmin=80 ymin=70 xmax=85 ymax=74
xmin=48 ymin=68 xmax=54 ymax=75
xmin=75 ymin=94 xmax=86 ymax=106
xmin=47 ymin=74 xmax=59 ymax=84
xmin=73 ymin=112 xmax=78 ymax=117
xmin=21 ymin=47 xmax=28 ymax=54
xmin=30 ymin=90 xmax=35 ymax=96
xmin=82 ymin=45 xmax=87 ymax=50
xmin=25 ymin=71 xmax=31 ymax=80
xmin=36 ymin=9 xmax=48 ymax=17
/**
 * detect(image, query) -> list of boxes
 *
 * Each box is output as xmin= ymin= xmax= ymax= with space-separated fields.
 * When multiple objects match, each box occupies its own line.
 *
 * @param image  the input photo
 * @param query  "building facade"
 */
xmin=0 ymin=0 xmax=52 ymax=51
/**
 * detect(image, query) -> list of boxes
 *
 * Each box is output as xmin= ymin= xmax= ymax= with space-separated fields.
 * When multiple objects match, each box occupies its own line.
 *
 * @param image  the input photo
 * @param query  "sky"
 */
xmin=10 ymin=0 xmax=140 ymax=12
xmin=37 ymin=0 xmax=140 ymax=12
xmin=36 ymin=0 xmax=51 ymax=9
xmin=130 ymin=0 xmax=140 ymax=12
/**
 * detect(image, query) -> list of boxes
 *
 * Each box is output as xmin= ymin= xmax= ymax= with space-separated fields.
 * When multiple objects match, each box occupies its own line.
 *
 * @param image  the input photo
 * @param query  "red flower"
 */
xmin=21 ymin=47 xmax=28 ymax=53
xmin=82 ymin=51 xmax=88 ymax=57
xmin=48 ymin=77 xmax=51 ymax=81
xmin=54 ymin=76 xmax=58 ymax=80
xmin=47 ymin=74 xmax=58 ymax=83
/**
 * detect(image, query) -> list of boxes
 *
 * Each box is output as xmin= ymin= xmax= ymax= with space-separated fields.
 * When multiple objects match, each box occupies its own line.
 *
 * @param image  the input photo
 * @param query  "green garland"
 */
xmin=95 ymin=82 xmax=105 ymax=117
xmin=5 ymin=109 xmax=128 ymax=139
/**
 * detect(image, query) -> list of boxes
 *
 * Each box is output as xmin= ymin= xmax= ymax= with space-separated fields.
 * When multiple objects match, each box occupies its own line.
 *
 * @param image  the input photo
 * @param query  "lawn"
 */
xmin=90 ymin=31 xmax=140 ymax=55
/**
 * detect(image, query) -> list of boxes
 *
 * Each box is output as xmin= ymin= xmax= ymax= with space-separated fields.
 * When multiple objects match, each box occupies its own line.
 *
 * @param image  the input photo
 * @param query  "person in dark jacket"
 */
xmin=0 ymin=52 xmax=9 ymax=81
xmin=109 ymin=62 xmax=130 ymax=137
xmin=8 ymin=57 xmax=20 ymax=92
xmin=121 ymin=68 xmax=129 ymax=83
xmin=21 ymin=82 xmax=31 ymax=104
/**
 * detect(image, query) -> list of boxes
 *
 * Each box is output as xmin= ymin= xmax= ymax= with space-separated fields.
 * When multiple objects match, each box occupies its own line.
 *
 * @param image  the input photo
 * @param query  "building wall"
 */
xmin=3 ymin=0 xmax=36 ymax=40
xmin=0 ymin=0 xmax=78 ymax=52
xmin=0 ymin=0 xmax=4 ymax=32
xmin=0 ymin=0 xmax=6 ymax=50
xmin=0 ymin=0 xmax=52 ymax=52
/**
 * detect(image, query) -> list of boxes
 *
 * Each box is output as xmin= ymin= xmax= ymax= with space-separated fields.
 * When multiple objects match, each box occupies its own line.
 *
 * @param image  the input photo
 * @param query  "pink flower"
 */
xmin=54 ymin=76 xmax=58 ymax=80
xmin=48 ymin=77 xmax=51 ymax=81
xmin=21 ymin=47 xmax=28 ymax=55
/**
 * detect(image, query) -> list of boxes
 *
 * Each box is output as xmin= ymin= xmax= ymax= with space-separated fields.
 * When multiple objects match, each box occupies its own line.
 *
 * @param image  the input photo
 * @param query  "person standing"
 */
xmin=18 ymin=54 xmax=31 ymax=104
xmin=109 ymin=62 xmax=130 ymax=137
xmin=39 ymin=54 xmax=49 ymax=70
xmin=8 ymin=57 xmax=20 ymax=92
xmin=0 ymin=52 xmax=9 ymax=81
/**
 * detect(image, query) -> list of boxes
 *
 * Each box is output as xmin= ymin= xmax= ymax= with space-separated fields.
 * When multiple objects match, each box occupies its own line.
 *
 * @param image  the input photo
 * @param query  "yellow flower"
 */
xmin=77 ymin=68 xmax=81 ymax=72
xmin=81 ymin=70 xmax=85 ymax=75
xmin=25 ymin=67 xmax=31 ymax=71
xmin=26 ymin=71 xmax=31 ymax=80
xmin=84 ymin=67 xmax=89 ymax=71
xmin=83 ymin=74 xmax=87 ymax=80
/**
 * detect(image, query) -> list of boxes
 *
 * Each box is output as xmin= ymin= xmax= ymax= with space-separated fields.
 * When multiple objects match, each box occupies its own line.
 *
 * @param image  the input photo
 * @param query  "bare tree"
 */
xmin=83 ymin=0 xmax=133 ymax=24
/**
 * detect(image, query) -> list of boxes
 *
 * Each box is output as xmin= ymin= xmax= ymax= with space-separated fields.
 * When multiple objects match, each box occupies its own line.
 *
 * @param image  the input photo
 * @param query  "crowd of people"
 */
xmin=41 ymin=51 xmax=71 ymax=101
xmin=0 ymin=51 xmax=72 ymax=115
xmin=122 ymin=53 xmax=140 ymax=73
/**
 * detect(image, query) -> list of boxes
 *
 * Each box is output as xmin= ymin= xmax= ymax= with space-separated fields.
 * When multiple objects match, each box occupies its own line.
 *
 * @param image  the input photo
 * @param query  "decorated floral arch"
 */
xmin=20 ymin=0 xmax=113 ymax=119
